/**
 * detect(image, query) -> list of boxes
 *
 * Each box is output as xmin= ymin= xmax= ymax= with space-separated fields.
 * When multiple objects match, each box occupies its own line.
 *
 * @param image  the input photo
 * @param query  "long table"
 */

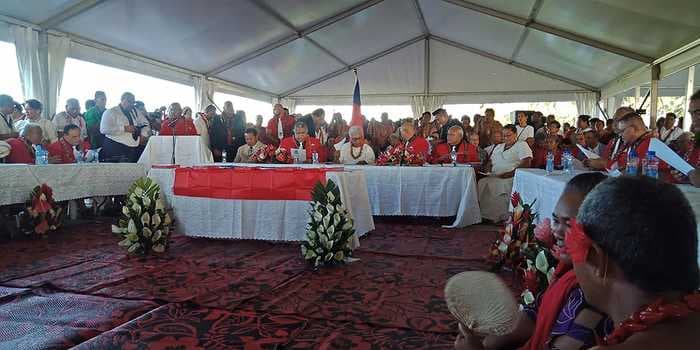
xmin=344 ymin=165 xmax=481 ymax=228
xmin=512 ymin=168 xmax=700 ymax=265
xmin=149 ymin=165 xmax=375 ymax=243
xmin=0 ymin=163 xmax=147 ymax=205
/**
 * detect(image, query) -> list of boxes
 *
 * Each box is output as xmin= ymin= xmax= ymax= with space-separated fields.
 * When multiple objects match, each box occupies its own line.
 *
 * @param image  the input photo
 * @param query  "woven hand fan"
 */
xmin=444 ymin=271 xmax=520 ymax=336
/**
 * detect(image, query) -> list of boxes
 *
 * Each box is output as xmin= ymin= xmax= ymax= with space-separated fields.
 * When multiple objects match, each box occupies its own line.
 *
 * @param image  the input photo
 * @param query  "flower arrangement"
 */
xmin=112 ymin=177 xmax=172 ymax=255
xmin=519 ymin=218 xmax=559 ymax=305
xmin=487 ymin=192 xmax=538 ymax=271
xmin=301 ymin=179 xmax=356 ymax=268
xmin=249 ymin=144 xmax=277 ymax=163
xmin=275 ymin=147 xmax=293 ymax=164
xmin=20 ymin=184 xmax=63 ymax=235
xmin=376 ymin=144 xmax=404 ymax=165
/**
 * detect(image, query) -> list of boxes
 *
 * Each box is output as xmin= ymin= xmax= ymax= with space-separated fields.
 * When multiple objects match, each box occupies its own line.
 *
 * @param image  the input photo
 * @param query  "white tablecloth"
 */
xmin=0 ymin=163 xmax=147 ymax=205
xmin=148 ymin=165 xmax=375 ymax=242
xmin=341 ymin=165 xmax=481 ymax=228
xmin=512 ymin=168 xmax=700 ymax=266
xmin=137 ymin=136 xmax=213 ymax=169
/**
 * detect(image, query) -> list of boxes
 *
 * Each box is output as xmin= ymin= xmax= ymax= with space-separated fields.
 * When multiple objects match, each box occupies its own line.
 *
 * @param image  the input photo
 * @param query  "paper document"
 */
xmin=576 ymin=144 xmax=600 ymax=159
xmin=649 ymin=138 xmax=694 ymax=175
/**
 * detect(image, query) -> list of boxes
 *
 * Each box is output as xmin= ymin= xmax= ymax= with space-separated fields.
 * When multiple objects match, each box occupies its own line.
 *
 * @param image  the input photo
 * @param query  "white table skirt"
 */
xmin=148 ymin=166 xmax=375 ymax=242
xmin=512 ymin=168 xmax=700 ymax=266
xmin=0 ymin=163 xmax=147 ymax=205
xmin=137 ymin=136 xmax=213 ymax=169
xmin=344 ymin=165 xmax=482 ymax=228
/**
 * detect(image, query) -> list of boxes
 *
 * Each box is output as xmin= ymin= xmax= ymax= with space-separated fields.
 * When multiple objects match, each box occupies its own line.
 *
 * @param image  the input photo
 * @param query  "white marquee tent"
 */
xmin=0 ymin=0 xmax=699 ymax=123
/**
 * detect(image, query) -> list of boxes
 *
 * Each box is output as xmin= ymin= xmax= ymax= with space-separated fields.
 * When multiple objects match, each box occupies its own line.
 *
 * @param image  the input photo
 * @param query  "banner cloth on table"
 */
xmin=149 ymin=165 xmax=374 ymax=242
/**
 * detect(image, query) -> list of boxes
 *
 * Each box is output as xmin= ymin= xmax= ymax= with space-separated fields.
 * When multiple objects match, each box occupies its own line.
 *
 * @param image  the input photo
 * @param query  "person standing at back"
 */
xmin=84 ymin=91 xmax=107 ymax=149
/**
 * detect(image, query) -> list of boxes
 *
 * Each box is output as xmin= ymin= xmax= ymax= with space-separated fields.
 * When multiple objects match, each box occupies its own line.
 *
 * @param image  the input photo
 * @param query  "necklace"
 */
xmin=603 ymin=291 xmax=700 ymax=345
xmin=350 ymin=144 xmax=363 ymax=160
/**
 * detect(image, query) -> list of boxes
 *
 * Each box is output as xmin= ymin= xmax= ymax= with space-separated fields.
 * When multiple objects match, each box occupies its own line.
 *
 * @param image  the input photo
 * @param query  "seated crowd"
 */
xmin=1 ymin=90 xmax=699 ymax=220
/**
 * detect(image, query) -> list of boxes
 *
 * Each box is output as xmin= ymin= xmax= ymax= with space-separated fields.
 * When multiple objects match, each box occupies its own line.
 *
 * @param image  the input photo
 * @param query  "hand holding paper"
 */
xmin=576 ymin=144 xmax=600 ymax=159
xmin=649 ymin=138 xmax=694 ymax=175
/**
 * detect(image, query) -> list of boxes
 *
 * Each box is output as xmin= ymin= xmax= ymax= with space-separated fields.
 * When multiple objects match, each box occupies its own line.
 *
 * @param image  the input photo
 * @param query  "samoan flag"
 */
xmin=350 ymin=69 xmax=364 ymax=136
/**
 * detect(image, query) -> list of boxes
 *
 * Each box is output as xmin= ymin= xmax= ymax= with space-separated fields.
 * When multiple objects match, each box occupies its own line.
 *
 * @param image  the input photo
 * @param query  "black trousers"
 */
xmin=100 ymin=138 xmax=141 ymax=163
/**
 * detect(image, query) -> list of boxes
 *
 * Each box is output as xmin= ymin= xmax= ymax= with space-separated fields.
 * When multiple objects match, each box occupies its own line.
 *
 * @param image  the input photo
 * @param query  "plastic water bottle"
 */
xmin=562 ymin=149 xmax=572 ymax=174
xmin=35 ymin=145 xmax=48 ymax=165
xmin=73 ymin=147 xmax=83 ymax=163
xmin=627 ymin=150 xmax=639 ymax=176
xmin=450 ymin=147 xmax=457 ymax=165
xmin=221 ymin=149 xmax=227 ymax=163
xmin=545 ymin=152 xmax=554 ymax=175
xmin=644 ymin=151 xmax=658 ymax=179
xmin=312 ymin=150 xmax=319 ymax=164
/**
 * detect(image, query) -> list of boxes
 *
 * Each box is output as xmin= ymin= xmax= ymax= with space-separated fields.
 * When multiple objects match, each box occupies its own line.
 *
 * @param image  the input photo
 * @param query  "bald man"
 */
xmin=584 ymin=106 xmax=634 ymax=170
xmin=430 ymin=125 xmax=479 ymax=164
xmin=399 ymin=120 xmax=429 ymax=163
xmin=159 ymin=103 xmax=197 ymax=136
xmin=54 ymin=98 xmax=87 ymax=140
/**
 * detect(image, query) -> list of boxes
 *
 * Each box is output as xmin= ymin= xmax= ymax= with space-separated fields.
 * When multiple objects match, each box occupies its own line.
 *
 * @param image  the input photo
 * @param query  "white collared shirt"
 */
xmin=338 ymin=143 xmax=375 ymax=165
xmin=100 ymin=106 xmax=150 ymax=147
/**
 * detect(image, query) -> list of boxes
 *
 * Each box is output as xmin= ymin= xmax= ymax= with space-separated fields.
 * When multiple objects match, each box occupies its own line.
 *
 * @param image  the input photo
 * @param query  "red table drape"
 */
xmin=173 ymin=167 xmax=339 ymax=201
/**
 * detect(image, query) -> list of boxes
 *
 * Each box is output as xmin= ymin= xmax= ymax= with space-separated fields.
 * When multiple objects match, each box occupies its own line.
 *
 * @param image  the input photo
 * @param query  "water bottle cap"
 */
xmin=647 ymin=150 xmax=655 ymax=156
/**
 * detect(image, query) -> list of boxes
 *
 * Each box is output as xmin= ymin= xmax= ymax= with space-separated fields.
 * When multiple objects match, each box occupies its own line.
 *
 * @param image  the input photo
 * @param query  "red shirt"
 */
xmin=404 ymin=136 xmax=430 ymax=159
xmin=159 ymin=118 xmax=198 ymax=136
xmin=532 ymin=146 xmax=563 ymax=169
xmin=266 ymin=114 xmax=295 ymax=145
xmin=5 ymin=137 xmax=35 ymax=164
xmin=47 ymin=138 xmax=91 ymax=164
xmin=278 ymin=136 xmax=327 ymax=162
xmin=430 ymin=142 xmax=479 ymax=164
xmin=608 ymin=134 xmax=668 ymax=173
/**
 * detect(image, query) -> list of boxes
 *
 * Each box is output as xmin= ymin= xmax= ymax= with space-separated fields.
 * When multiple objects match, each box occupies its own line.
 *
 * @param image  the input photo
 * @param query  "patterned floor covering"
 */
xmin=0 ymin=217 xmax=500 ymax=349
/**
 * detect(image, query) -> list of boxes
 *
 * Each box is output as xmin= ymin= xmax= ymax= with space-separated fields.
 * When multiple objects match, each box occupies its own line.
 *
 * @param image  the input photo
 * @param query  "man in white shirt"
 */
xmin=338 ymin=125 xmax=375 ymax=165
xmin=0 ymin=95 xmax=18 ymax=140
xmin=14 ymin=99 xmax=58 ymax=143
xmin=234 ymin=128 xmax=265 ymax=163
xmin=99 ymin=92 xmax=150 ymax=162
xmin=659 ymin=112 xmax=683 ymax=144
xmin=583 ymin=128 xmax=605 ymax=156
xmin=53 ymin=98 xmax=87 ymax=140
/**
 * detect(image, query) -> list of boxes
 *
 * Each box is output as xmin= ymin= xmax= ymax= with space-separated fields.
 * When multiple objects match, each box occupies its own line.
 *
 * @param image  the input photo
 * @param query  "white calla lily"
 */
xmin=153 ymin=230 xmax=162 ymax=241
xmin=152 ymin=244 xmax=165 ymax=253
xmin=122 ymin=206 xmax=130 ymax=216
xmin=156 ymin=199 xmax=165 ymax=210
xmin=327 ymin=191 xmax=335 ymax=202
xmin=151 ymin=214 xmax=161 ymax=227
xmin=127 ymin=219 xmax=137 ymax=235
xmin=131 ymin=203 xmax=141 ymax=214
xmin=535 ymin=250 xmax=549 ymax=273
xmin=164 ymin=214 xmax=172 ymax=225
xmin=118 ymin=238 xmax=131 ymax=246
xmin=112 ymin=225 xmax=123 ymax=234
xmin=143 ymin=227 xmax=152 ymax=238
xmin=141 ymin=212 xmax=150 ymax=226
xmin=127 ymin=242 xmax=140 ymax=253
xmin=142 ymin=195 xmax=151 ymax=207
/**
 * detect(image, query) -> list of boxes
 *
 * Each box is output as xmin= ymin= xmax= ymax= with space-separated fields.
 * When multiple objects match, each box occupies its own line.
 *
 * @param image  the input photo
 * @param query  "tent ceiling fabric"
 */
xmin=0 ymin=0 xmax=699 ymax=102
xmin=428 ymin=40 xmax=579 ymax=94
xmin=307 ymin=0 xmax=423 ymax=64
xmin=292 ymin=40 xmax=425 ymax=97
xmin=536 ymin=0 xmax=700 ymax=60
xmin=58 ymin=0 xmax=296 ymax=73
xmin=420 ymin=0 xmax=524 ymax=59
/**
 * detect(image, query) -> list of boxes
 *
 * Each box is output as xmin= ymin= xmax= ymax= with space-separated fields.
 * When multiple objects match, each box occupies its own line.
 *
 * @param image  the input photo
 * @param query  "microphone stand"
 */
xmin=170 ymin=116 xmax=179 ymax=165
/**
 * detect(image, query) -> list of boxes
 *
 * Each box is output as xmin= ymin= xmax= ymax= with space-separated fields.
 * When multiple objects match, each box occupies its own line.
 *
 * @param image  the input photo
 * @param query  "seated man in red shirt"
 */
xmin=609 ymin=112 xmax=654 ymax=172
xmin=47 ymin=124 xmax=91 ymax=163
xmin=5 ymin=123 xmax=43 ymax=164
xmin=159 ymin=103 xmax=197 ymax=136
xmin=278 ymin=121 xmax=326 ymax=163
xmin=430 ymin=125 xmax=479 ymax=164
xmin=532 ymin=134 xmax=564 ymax=169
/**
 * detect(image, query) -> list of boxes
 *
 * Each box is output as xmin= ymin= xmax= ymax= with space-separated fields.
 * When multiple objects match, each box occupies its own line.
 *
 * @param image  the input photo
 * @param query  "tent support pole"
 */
xmin=685 ymin=66 xmax=696 ymax=130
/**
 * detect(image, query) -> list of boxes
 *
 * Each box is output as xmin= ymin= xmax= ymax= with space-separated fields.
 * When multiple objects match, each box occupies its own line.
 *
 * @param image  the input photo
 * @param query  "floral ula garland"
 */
xmin=520 ymin=218 xmax=558 ymax=305
xmin=249 ymin=144 xmax=277 ymax=163
xmin=376 ymin=143 xmax=425 ymax=166
xmin=112 ymin=177 xmax=172 ymax=255
xmin=275 ymin=147 xmax=293 ymax=164
xmin=301 ymin=179 xmax=356 ymax=268
xmin=20 ymin=184 xmax=63 ymax=235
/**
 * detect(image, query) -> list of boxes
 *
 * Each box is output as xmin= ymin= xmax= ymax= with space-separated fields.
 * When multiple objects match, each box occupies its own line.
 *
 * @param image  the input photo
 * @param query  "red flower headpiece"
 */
xmin=565 ymin=219 xmax=593 ymax=265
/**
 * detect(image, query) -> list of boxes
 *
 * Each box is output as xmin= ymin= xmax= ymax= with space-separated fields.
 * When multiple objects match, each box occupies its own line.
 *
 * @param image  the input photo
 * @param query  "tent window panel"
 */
xmin=0 ymin=41 xmax=24 ymax=102
xmin=59 ymin=58 xmax=194 ymax=114
xmin=445 ymin=102 xmax=578 ymax=126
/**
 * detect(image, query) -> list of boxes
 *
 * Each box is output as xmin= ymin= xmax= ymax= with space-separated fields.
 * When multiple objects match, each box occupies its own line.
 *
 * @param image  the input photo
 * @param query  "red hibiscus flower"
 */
xmin=511 ymin=192 xmax=521 ymax=208
xmin=534 ymin=218 xmax=554 ymax=248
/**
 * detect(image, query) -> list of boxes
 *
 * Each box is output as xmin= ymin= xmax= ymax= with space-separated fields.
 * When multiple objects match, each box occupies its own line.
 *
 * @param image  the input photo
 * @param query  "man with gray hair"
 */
xmin=584 ymin=106 xmax=634 ymax=170
xmin=338 ymin=125 xmax=375 ymax=165
xmin=5 ymin=123 xmax=43 ymax=163
xmin=278 ymin=121 xmax=326 ymax=163
xmin=100 ymin=92 xmax=151 ymax=162
xmin=430 ymin=125 xmax=479 ymax=164
xmin=0 ymin=94 xmax=18 ymax=140
xmin=53 ymin=98 xmax=87 ymax=140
